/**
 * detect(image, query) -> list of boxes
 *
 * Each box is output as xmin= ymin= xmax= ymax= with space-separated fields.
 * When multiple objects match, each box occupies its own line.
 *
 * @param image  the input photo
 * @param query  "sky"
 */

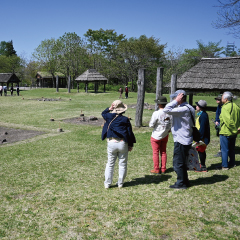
xmin=1 ymin=0 xmax=239 ymax=60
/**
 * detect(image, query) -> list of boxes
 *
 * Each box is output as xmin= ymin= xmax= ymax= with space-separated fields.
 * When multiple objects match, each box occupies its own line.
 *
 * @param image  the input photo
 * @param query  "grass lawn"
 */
xmin=0 ymin=88 xmax=240 ymax=239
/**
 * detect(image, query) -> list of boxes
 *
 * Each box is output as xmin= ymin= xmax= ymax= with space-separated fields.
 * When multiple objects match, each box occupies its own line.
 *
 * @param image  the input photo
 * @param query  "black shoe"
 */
xmin=169 ymin=184 xmax=187 ymax=190
xmin=229 ymin=164 xmax=236 ymax=169
xmin=214 ymin=151 xmax=222 ymax=157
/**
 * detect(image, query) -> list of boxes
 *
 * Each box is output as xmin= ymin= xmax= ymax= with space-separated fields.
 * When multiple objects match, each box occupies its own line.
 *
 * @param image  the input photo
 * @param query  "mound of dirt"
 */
xmin=0 ymin=127 xmax=44 ymax=145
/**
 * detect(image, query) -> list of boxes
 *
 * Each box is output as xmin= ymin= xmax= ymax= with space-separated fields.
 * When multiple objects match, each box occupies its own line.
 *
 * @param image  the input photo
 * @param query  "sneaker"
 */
xmin=216 ymin=166 xmax=229 ymax=170
xmin=214 ymin=151 xmax=222 ymax=157
xmin=150 ymin=169 xmax=160 ymax=174
xmin=222 ymin=167 xmax=229 ymax=170
xmin=116 ymin=182 xmax=123 ymax=188
xmin=105 ymin=185 xmax=110 ymax=189
xmin=169 ymin=184 xmax=187 ymax=190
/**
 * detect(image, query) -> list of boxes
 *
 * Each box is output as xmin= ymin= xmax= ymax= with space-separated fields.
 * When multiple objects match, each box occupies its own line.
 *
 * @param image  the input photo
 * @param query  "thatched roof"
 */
xmin=0 ymin=73 xmax=21 ymax=84
xmin=36 ymin=72 xmax=65 ymax=79
xmin=167 ymin=57 xmax=240 ymax=91
xmin=75 ymin=69 xmax=108 ymax=83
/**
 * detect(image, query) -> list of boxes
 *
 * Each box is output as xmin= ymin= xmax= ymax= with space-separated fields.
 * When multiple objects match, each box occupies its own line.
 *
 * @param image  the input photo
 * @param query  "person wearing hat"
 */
xmin=149 ymin=96 xmax=172 ymax=174
xmin=163 ymin=89 xmax=195 ymax=189
xmin=214 ymin=94 xmax=223 ymax=157
xmin=101 ymin=100 xmax=136 ymax=188
xmin=194 ymin=100 xmax=210 ymax=172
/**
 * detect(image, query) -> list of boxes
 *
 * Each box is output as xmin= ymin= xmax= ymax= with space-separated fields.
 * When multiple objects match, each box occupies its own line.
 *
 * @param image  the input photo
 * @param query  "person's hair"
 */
xmin=223 ymin=91 xmax=233 ymax=102
xmin=159 ymin=103 xmax=166 ymax=108
xmin=182 ymin=95 xmax=187 ymax=102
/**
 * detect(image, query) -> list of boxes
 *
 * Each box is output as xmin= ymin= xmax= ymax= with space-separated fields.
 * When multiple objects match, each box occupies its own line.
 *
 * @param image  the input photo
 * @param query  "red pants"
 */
xmin=150 ymin=135 xmax=168 ymax=172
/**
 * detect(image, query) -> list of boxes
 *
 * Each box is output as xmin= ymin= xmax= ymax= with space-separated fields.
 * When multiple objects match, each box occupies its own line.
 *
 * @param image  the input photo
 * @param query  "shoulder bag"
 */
xmin=186 ymin=105 xmax=201 ymax=142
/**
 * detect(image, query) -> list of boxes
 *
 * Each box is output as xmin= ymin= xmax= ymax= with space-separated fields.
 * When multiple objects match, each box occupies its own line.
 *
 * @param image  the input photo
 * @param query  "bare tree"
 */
xmin=213 ymin=0 xmax=240 ymax=38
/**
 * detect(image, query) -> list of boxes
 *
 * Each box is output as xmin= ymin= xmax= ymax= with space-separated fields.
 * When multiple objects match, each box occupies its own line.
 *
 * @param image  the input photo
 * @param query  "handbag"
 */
xmin=186 ymin=105 xmax=201 ymax=142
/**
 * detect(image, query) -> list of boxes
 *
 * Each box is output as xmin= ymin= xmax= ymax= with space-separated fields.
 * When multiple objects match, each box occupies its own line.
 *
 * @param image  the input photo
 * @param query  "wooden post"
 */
xmin=77 ymin=83 xmax=79 ymax=93
xmin=104 ymin=82 xmax=106 ymax=92
xmin=170 ymin=74 xmax=177 ymax=101
xmin=68 ymin=76 xmax=71 ymax=93
xmin=56 ymin=75 xmax=59 ymax=92
xmin=189 ymin=92 xmax=193 ymax=106
xmin=155 ymin=67 xmax=164 ymax=110
xmin=135 ymin=68 xmax=146 ymax=127
xmin=85 ymin=82 xmax=88 ymax=93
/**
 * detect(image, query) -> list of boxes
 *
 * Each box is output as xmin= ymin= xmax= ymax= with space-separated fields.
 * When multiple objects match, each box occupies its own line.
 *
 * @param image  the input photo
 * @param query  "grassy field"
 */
xmin=0 ymin=88 xmax=240 ymax=240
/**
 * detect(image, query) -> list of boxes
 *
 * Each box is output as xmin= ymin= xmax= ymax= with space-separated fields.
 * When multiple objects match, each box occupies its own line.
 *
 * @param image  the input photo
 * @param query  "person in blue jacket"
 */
xmin=214 ymin=94 xmax=222 ymax=157
xmin=194 ymin=100 xmax=210 ymax=172
xmin=102 ymin=100 xmax=136 ymax=189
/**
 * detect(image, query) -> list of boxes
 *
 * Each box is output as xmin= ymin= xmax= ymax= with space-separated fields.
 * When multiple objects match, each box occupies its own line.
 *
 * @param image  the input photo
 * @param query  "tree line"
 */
xmin=0 ymin=35 xmax=239 ymax=92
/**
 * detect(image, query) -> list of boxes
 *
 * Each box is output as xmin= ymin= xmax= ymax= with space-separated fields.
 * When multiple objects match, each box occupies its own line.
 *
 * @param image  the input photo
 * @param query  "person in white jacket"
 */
xmin=149 ymin=96 xmax=172 ymax=174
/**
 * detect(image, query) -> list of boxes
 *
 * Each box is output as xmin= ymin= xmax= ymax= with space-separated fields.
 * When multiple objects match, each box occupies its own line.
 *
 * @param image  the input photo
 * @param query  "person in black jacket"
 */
xmin=194 ymin=100 xmax=210 ymax=172
xmin=102 ymin=100 xmax=136 ymax=189
xmin=214 ymin=94 xmax=222 ymax=157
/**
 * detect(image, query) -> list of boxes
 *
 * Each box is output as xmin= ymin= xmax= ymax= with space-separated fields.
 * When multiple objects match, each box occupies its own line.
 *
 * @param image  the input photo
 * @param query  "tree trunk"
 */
xmin=170 ymin=74 xmax=177 ymax=101
xmin=155 ymin=67 xmax=164 ymax=110
xmin=135 ymin=68 xmax=145 ymax=127
xmin=68 ymin=76 xmax=71 ymax=93
xmin=56 ymin=75 xmax=59 ymax=92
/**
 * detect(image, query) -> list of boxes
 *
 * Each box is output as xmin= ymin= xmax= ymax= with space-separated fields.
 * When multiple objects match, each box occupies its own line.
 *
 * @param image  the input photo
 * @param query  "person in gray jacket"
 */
xmin=163 ymin=90 xmax=195 ymax=189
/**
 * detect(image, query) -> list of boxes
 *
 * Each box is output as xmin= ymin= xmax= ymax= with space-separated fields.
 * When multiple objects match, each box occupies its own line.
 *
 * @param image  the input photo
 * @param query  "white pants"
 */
xmin=104 ymin=140 xmax=128 ymax=187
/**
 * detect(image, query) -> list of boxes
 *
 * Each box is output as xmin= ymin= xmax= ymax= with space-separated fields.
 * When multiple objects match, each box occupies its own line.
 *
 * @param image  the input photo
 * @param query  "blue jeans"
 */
xmin=220 ymin=135 xmax=237 ymax=168
xmin=104 ymin=140 xmax=128 ymax=187
xmin=173 ymin=142 xmax=191 ymax=187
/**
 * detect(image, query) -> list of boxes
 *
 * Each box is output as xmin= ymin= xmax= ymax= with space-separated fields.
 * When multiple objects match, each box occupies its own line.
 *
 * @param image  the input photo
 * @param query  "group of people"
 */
xmin=119 ymin=86 xmax=128 ymax=99
xmin=0 ymin=85 xmax=19 ymax=96
xmin=101 ymin=90 xmax=240 ymax=190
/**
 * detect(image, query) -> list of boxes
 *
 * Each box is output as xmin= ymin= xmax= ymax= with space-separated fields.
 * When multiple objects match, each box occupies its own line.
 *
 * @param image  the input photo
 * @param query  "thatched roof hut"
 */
xmin=175 ymin=57 xmax=240 ymax=92
xmin=36 ymin=71 xmax=66 ymax=88
xmin=75 ymin=69 xmax=108 ymax=93
xmin=0 ymin=73 xmax=21 ymax=87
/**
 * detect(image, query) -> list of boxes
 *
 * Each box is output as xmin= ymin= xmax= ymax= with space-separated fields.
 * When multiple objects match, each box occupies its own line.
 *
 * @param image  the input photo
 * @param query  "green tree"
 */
xmin=116 ymin=35 xmax=166 ymax=91
xmin=0 ymin=40 xmax=17 ymax=56
xmin=170 ymin=40 xmax=224 ymax=77
xmin=56 ymin=32 xmax=88 ymax=82
xmin=33 ymin=38 xmax=59 ymax=87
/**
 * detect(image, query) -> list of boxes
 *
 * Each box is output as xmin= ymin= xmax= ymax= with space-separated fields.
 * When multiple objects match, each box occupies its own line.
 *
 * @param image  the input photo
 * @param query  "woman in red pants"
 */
xmin=149 ymin=96 xmax=172 ymax=174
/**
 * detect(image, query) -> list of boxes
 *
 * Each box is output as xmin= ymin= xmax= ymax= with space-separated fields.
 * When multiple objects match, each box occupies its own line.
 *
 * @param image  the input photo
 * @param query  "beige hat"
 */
xmin=111 ymin=100 xmax=127 ymax=114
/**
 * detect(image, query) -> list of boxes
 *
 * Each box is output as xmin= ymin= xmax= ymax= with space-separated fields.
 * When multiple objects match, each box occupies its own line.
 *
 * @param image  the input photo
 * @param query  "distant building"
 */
xmin=36 ymin=72 xmax=67 ymax=88
xmin=75 ymin=69 xmax=108 ymax=93
xmin=0 ymin=73 xmax=21 ymax=89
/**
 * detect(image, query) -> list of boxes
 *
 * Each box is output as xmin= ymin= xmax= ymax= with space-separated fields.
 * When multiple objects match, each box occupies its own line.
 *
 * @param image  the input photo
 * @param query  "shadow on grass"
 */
xmin=123 ymin=174 xmax=172 ymax=188
xmin=190 ymin=174 xmax=228 ymax=187
xmin=207 ymin=161 xmax=240 ymax=171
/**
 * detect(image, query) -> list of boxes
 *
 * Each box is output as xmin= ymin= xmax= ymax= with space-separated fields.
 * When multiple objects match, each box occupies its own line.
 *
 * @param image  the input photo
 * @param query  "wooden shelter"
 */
xmin=0 ymin=73 xmax=21 ymax=88
xmin=36 ymin=72 xmax=67 ymax=88
xmin=165 ymin=57 xmax=240 ymax=105
xmin=176 ymin=57 xmax=240 ymax=92
xmin=75 ymin=69 xmax=108 ymax=93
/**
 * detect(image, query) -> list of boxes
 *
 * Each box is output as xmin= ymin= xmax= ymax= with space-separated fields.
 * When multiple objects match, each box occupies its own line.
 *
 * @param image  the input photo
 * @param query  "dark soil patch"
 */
xmin=0 ymin=127 xmax=45 ymax=145
xmin=62 ymin=103 xmax=155 ymax=127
